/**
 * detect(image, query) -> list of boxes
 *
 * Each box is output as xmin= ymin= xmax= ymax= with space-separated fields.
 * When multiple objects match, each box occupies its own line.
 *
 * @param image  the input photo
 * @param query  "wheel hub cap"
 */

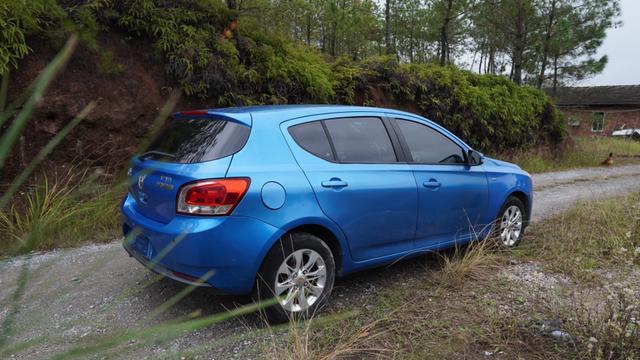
xmin=500 ymin=205 xmax=523 ymax=246
xmin=275 ymin=249 xmax=327 ymax=312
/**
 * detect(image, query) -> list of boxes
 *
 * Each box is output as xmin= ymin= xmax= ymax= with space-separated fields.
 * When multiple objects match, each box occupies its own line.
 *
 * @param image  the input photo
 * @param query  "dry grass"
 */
xmin=500 ymin=136 xmax=640 ymax=173
xmin=266 ymin=312 xmax=391 ymax=360
xmin=515 ymin=193 xmax=640 ymax=282
xmin=0 ymin=166 xmax=122 ymax=256
xmin=436 ymin=238 xmax=504 ymax=287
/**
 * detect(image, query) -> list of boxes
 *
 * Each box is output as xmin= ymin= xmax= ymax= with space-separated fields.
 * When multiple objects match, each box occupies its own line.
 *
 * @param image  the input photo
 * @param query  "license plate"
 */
xmin=133 ymin=235 xmax=154 ymax=259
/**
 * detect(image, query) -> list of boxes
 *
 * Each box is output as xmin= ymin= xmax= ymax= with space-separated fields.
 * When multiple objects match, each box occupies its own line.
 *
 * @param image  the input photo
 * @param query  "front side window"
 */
xmin=395 ymin=119 xmax=466 ymax=164
xmin=324 ymin=117 xmax=397 ymax=163
xmin=592 ymin=112 xmax=605 ymax=132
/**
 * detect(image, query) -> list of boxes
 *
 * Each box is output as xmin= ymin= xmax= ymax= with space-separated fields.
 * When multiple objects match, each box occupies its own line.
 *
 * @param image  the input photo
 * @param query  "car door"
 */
xmin=390 ymin=118 xmax=489 ymax=249
xmin=284 ymin=115 xmax=418 ymax=261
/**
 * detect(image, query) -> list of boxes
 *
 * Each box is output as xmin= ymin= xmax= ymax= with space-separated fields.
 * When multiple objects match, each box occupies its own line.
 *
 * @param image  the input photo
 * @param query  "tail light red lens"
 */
xmin=177 ymin=178 xmax=250 ymax=215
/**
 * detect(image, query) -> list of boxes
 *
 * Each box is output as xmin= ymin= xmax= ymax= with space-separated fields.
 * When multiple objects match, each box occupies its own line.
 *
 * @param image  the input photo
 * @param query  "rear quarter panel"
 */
xmin=225 ymin=113 xmax=352 ymax=276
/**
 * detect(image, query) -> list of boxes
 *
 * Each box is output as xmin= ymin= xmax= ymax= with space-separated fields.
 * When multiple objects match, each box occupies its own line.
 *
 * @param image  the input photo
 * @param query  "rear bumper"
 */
xmin=121 ymin=193 xmax=283 ymax=294
xmin=123 ymin=240 xmax=213 ymax=288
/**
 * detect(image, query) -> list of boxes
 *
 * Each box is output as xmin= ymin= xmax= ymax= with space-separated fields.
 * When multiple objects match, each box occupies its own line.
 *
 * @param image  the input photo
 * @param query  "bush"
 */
xmin=334 ymin=57 xmax=566 ymax=152
xmin=0 ymin=0 xmax=65 ymax=75
xmin=7 ymin=1 xmax=566 ymax=153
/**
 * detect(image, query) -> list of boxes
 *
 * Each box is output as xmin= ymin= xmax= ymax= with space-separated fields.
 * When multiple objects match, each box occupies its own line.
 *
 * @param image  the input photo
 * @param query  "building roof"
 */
xmin=550 ymin=85 xmax=640 ymax=106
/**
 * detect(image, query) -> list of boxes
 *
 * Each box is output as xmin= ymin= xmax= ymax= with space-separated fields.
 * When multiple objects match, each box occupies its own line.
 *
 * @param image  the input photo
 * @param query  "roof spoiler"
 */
xmin=172 ymin=110 xmax=252 ymax=127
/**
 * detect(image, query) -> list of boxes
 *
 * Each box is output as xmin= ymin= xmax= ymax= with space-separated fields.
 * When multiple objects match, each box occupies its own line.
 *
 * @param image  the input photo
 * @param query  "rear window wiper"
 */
xmin=139 ymin=150 xmax=177 ymax=161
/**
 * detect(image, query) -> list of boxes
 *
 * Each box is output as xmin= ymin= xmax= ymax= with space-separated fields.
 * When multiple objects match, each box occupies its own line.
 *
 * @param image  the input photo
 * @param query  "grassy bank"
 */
xmin=265 ymin=193 xmax=640 ymax=359
xmin=502 ymin=136 xmax=640 ymax=173
xmin=0 ymin=167 xmax=123 ymax=256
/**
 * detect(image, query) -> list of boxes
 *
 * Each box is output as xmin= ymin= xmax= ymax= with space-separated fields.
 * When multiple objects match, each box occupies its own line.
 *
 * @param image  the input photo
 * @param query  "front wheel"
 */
xmin=496 ymin=197 xmax=526 ymax=247
xmin=254 ymin=232 xmax=335 ymax=323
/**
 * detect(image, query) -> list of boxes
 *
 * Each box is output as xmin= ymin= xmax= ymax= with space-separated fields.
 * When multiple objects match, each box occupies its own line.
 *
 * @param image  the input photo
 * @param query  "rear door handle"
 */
xmin=322 ymin=178 xmax=348 ymax=188
xmin=423 ymin=179 xmax=441 ymax=188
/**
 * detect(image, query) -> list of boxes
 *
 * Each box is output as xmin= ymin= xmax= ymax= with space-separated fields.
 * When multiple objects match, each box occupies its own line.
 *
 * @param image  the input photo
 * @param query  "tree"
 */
xmin=545 ymin=0 xmax=620 ymax=92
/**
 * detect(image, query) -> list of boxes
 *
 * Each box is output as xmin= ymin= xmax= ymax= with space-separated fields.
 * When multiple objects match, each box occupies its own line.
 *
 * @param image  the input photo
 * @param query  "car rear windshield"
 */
xmin=143 ymin=118 xmax=250 ymax=163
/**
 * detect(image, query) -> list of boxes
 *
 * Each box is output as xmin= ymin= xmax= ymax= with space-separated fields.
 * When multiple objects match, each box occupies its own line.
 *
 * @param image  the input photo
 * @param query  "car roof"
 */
xmin=204 ymin=105 xmax=424 ymax=121
xmin=174 ymin=105 xmax=472 ymax=151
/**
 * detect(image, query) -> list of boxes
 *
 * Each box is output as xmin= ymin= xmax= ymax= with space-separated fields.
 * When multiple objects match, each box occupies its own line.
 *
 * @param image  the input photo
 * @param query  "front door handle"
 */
xmin=423 ymin=179 xmax=441 ymax=189
xmin=322 ymin=178 xmax=348 ymax=188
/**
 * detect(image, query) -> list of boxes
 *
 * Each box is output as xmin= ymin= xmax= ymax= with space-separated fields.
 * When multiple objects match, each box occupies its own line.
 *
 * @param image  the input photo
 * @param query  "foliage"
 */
xmin=335 ymin=57 xmax=566 ymax=151
xmin=0 ymin=0 xmax=65 ymax=75
xmin=2 ymin=0 xmax=568 ymax=151
xmin=0 ymin=168 xmax=121 ymax=255
xmin=102 ymin=0 xmax=335 ymax=103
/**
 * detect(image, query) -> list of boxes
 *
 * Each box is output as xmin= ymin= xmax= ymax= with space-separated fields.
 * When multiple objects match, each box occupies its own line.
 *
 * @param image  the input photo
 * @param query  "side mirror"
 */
xmin=467 ymin=150 xmax=483 ymax=166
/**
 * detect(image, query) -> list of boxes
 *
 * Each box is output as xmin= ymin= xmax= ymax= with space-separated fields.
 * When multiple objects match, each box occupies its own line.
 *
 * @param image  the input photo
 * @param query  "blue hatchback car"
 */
xmin=122 ymin=105 xmax=532 ymax=322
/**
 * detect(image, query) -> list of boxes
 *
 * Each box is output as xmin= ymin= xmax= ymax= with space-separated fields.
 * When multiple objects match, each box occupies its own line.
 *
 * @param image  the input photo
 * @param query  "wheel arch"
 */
xmin=506 ymin=190 xmax=531 ymax=224
xmin=256 ymin=218 xmax=349 ymax=281
xmin=283 ymin=224 xmax=343 ymax=275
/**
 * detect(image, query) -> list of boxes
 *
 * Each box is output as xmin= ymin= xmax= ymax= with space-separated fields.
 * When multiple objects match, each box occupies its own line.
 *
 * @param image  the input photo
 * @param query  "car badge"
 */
xmin=138 ymin=174 xmax=146 ymax=190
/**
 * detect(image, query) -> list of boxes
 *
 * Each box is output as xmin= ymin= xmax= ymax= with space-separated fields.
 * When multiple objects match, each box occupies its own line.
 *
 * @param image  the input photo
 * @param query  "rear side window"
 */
xmin=324 ymin=117 xmax=397 ymax=163
xmin=395 ymin=119 xmax=466 ymax=164
xmin=144 ymin=118 xmax=250 ymax=163
xmin=288 ymin=121 xmax=334 ymax=161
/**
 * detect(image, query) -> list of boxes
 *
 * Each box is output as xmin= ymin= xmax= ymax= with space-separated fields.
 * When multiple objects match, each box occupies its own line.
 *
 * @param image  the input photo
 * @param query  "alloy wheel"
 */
xmin=500 ymin=205 xmax=523 ymax=246
xmin=274 ymin=249 xmax=327 ymax=312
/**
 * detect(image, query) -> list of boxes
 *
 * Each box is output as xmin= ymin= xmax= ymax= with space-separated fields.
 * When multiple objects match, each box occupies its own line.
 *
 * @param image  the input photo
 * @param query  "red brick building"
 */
xmin=550 ymin=85 xmax=640 ymax=137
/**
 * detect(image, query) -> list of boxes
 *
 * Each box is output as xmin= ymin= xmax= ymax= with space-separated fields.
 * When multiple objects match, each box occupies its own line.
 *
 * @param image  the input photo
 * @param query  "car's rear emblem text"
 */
xmin=138 ymin=174 xmax=146 ymax=190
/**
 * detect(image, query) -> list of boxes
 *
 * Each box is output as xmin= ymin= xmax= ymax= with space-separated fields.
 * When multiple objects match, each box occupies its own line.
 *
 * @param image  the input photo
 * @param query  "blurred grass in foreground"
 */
xmin=499 ymin=136 xmax=640 ymax=173
xmin=0 ymin=166 xmax=122 ymax=255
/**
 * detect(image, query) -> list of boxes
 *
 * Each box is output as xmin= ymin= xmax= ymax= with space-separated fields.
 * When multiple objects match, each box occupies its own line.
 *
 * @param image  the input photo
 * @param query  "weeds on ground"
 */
xmin=561 ymin=287 xmax=640 ymax=359
xmin=0 ymin=166 xmax=122 ymax=255
xmin=515 ymin=193 xmax=640 ymax=282
xmin=436 ymin=238 xmax=504 ymax=288
xmin=501 ymin=136 xmax=640 ymax=173
xmin=264 ymin=311 xmax=390 ymax=360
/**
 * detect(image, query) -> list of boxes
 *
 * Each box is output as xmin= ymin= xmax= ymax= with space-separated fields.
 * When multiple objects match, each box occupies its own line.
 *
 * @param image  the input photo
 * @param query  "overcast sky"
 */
xmin=584 ymin=0 xmax=640 ymax=86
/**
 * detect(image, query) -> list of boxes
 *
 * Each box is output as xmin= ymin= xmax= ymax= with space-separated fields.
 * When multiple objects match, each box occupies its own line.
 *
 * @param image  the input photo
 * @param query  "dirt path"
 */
xmin=1 ymin=164 xmax=639 ymax=359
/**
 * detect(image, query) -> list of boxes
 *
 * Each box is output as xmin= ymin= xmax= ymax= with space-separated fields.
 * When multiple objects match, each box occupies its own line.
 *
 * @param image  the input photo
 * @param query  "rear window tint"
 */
xmin=144 ymin=118 xmax=250 ymax=163
xmin=324 ymin=117 xmax=397 ymax=163
xmin=288 ymin=121 xmax=334 ymax=161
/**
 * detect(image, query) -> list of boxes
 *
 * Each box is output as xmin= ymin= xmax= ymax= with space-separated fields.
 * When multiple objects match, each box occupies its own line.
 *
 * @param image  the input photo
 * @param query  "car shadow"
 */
xmin=136 ymin=249 xmax=449 ymax=329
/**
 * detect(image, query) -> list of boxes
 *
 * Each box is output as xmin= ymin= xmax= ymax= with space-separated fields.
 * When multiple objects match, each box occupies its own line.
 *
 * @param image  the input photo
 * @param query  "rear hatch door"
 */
xmin=129 ymin=113 xmax=251 ymax=224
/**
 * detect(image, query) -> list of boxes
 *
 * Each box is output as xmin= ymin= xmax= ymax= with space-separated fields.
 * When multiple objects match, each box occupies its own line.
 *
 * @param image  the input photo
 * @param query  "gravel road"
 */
xmin=1 ymin=164 xmax=639 ymax=359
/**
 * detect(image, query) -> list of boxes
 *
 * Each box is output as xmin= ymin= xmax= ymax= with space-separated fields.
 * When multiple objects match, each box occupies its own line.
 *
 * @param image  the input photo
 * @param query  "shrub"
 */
xmin=0 ymin=0 xmax=65 ymax=75
xmin=7 ymin=1 xmax=566 ymax=153
xmin=334 ymin=57 xmax=566 ymax=152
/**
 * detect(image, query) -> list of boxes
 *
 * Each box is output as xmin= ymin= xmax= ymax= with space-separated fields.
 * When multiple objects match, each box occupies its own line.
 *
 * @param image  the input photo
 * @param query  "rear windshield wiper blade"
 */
xmin=139 ymin=150 xmax=176 ymax=161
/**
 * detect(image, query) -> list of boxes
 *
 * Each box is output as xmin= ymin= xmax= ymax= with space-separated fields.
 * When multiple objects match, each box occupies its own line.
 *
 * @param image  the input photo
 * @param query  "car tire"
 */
xmin=254 ymin=232 xmax=335 ymax=323
xmin=495 ymin=196 xmax=526 ymax=247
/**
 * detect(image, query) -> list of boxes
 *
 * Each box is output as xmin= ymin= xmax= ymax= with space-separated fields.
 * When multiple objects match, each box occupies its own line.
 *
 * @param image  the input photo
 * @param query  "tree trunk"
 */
xmin=537 ymin=0 xmax=557 ymax=89
xmin=552 ymin=54 xmax=559 ymax=96
xmin=306 ymin=13 xmax=312 ymax=46
xmin=385 ymin=0 xmax=393 ymax=54
xmin=511 ymin=7 xmax=526 ymax=85
xmin=439 ymin=0 xmax=454 ymax=66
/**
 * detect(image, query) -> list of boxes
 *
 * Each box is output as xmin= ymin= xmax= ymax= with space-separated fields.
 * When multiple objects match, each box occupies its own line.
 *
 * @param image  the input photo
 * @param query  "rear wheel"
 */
xmin=254 ymin=232 xmax=335 ymax=323
xmin=496 ymin=197 xmax=526 ymax=247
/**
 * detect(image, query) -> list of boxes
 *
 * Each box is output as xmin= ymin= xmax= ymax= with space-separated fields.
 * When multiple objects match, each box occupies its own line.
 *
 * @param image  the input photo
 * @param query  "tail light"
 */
xmin=177 ymin=178 xmax=250 ymax=215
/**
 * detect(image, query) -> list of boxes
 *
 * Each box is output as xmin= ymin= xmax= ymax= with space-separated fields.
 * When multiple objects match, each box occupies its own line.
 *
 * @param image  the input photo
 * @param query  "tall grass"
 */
xmin=516 ymin=193 xmax=640 ymax=281
xmin=436 ymin=238 xmax=504 ymax=287
xmin=0 ymin=166 xmax=122 ymax=255
xmin=501 ymin=136 xmax=640 ymax=173
xmin=265 ymin=312 xmax=390 ymax=360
